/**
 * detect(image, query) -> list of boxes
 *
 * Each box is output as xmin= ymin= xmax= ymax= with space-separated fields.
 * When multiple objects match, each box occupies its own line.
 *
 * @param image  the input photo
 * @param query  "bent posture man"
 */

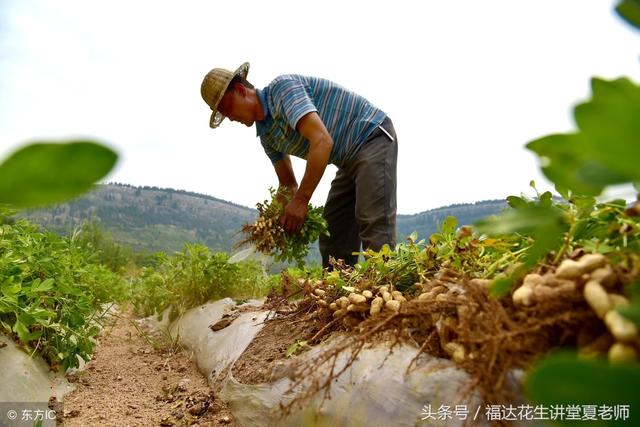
xmin=201 ymin=62 xmax=397 ymax=267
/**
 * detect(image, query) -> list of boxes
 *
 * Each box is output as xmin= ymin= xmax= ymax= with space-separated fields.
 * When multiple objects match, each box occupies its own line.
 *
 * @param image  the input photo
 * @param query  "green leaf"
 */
xmin=0 ymin=298 xmax=14 ymax=313
xmin=528 ymin=134 xmax=619 ymax=196
xmin=0 ymin=141 xmax=118 ymax=208
xmin=526 ymin=352 xmax=640 ymax=426
xmin=286 ymin=340 xmax=308 ymax=357
xmin=527 ymin=78 xmax=640 ymax=196
xmin=616 ymin=0 xmax=640 ymax=30
xmin=555 ymin=183 xmax=571 ymax=200
xmin=572 ymin=196 xmax=596 ymax=218
xmin=1 ymin=278 xmax=22 ymax=297
xmin=506 ymin=196 xmax=527 ymax=209
xmin=489 ymin=275 xmax=518 ymax=297
xmin=475 ymin=205 xmax=565 ymax=236
xmin=32 ymin=278 xmax=54 ymax=292
xmin=18 ymin=312 xmax=36 ymax=327
xmin=538 ymin=191 xmax=553 ymax=208
xmin=13 ymin=319 xmax=40 ymax=343
xmin=574 ymin=78 xmax=640 ymax=175
xmin=441 ymin=216 xmax=457 ymax=235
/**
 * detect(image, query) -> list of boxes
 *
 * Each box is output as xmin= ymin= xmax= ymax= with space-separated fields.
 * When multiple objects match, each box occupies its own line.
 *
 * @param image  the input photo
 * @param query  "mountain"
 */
xmin=20 ymin=183 xmax=256 ymax=254
xmin=397 ymin=199 xmax=508 ymax=241
xmin=20 ymin=183 xmax=508 ymax=255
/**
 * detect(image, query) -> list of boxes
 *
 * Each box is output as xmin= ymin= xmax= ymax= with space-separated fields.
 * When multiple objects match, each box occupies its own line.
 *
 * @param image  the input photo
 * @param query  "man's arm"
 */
xmin=280 ymin=111 xmax=333 ymax=233
xmin=274 ymin=154 xmax=298 ymax=205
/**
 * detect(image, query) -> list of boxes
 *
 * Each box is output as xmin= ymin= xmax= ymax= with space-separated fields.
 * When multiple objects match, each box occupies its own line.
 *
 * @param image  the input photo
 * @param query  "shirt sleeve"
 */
xmin=270 ymin=78 xmax=318 ymax=130
xmin=260 ymin=137 xmax=284 ymax=165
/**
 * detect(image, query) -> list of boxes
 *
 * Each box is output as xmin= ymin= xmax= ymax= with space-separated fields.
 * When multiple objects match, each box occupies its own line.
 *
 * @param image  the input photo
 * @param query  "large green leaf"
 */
xmin=527 ymin=78 xmax=640 ymax=196
xmin=574 ymin=78 xmax=640 ymax=178
xmin=616 ymin=0 xmax=640 ymax=29
xmin=526 ymin=352 xmax=639 ymax=426
xmin=475 ymin=204 xmax=566 ymax=236
xmin=0 ymin=141 xmax=118 ymax=207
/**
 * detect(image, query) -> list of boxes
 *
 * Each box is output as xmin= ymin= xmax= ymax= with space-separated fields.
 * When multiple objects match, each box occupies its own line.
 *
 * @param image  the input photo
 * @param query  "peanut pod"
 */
xmin=348 ymin=293 xmax=367 ymax=305
xmin=347 ymin=303 xmax=370 ymax=313
xmin=444 ymin=342 xmax=466 ymax=363
xmin=391 ymin=291 xmax=406 ymax=302
xmin=590 ymin=266 xmax=617 ymax=288
xmin=385 ymin=300 xmax=401 ymax=312
xmin=556 ymin=253 xmax=606 ymax=279
xmin=583 ymin=280 xmax=612 ymax=318
xmin=333 ymin=309 xmax=346 ymax=318
xmin=608 ymin=342 xmax=637 ymax=364
xmin=370 ymin=297 xmax=383 ymax=315
xmin=604 ymin=310 xmax=638 ymax=342
xmin=336 ymin=296 xmax=349 ymax=309
xmin=513 ymin=283 xmax=534 ymax=306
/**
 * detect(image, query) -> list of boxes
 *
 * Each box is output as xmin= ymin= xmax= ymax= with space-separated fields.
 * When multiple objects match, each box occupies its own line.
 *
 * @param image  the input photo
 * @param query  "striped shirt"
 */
xmin=255 ymin=75 xmax=386 ymax=168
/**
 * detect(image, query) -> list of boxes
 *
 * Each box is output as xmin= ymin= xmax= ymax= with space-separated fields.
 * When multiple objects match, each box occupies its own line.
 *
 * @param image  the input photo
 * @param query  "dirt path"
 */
xmin=63 ymin=309 xmax=236 ymax=426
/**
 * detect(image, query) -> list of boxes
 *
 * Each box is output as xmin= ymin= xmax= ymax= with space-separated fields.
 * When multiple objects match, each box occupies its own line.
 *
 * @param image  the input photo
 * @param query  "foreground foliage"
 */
xmin=0 ymin=141 xmax=117 ymax=208
xmin=0 ymin=208 xmax=129 ymax=370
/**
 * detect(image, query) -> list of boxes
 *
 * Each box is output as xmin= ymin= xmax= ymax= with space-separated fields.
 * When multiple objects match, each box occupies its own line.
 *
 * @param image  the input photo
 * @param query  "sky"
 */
xmin=0 ymin=0 xmax=638 ymax=214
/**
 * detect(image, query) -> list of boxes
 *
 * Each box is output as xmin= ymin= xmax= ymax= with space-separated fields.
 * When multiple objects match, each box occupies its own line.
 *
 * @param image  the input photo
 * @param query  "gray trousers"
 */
xmin=319 ymin=116 xmax=397 ymax=268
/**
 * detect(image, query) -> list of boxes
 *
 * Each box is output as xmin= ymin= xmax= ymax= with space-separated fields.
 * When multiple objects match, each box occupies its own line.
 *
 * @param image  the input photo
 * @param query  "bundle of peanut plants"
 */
xmin=239 ymin=188 xmax=328 ymax=267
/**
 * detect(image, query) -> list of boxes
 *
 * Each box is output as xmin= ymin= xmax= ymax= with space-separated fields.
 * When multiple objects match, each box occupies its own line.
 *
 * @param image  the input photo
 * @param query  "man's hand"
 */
xmin=275 ymin=186 xmax=295 ymax=208
xmin=281 ymin=195 xmax=308 ymax=234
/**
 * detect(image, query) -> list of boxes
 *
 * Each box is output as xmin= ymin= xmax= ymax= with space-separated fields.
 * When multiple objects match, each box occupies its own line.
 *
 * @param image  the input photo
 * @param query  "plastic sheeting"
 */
xmin=165 ymin=301 xmax=495 ymax=427
xmin=166 ymin=298 xmax=268 ymax=382
xmin=0 ymin=333 xmax=74 ymax=403
xmin=220 ymin=338 xmax=489 ymax=427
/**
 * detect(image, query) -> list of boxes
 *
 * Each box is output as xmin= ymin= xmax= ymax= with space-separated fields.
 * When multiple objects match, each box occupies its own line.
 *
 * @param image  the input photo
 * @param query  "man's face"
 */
xmin=217 ymin=86 xmax=254 ymax=127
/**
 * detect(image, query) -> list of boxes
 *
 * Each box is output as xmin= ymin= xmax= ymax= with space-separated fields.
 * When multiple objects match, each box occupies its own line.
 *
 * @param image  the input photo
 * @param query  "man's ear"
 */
xmin=234 ymin=82 xmax=247 ymax=97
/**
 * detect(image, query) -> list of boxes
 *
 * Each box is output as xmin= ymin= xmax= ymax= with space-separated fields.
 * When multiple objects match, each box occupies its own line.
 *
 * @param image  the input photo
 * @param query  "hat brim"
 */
xmin=209 ymin=62 xmax=250 ymax=128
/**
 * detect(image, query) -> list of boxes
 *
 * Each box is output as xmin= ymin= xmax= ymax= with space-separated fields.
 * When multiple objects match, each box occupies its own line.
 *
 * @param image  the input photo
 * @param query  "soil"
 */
xmin=63 ymin=309 xmax=236 ymax=427
xmin=232 ymin=314 xmax=320 ymax=385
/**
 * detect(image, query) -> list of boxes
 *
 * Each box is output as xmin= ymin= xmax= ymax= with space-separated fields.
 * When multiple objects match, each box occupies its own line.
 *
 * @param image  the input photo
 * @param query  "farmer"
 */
xmin=200 ymin=62 xmax=397 ymax=268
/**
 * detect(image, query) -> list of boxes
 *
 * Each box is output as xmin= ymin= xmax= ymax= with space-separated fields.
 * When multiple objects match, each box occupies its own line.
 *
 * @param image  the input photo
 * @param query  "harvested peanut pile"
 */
xmin=63 ymin=309 xmax=235 ymax=427
xmin=254 ymin=251 xmax=639 ymax=414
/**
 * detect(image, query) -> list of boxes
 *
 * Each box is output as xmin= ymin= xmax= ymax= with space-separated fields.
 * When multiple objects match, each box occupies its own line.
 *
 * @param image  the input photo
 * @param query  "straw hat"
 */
xmin=200 ymin=62 xmax=250 ymax=128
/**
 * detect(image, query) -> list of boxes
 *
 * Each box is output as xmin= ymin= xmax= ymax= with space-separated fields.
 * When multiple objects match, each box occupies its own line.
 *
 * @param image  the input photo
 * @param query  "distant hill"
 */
xmin=21 ymin=183 xmax=256 ymax=254
xmin=20 ymin=183 xmax=508 ymax=256
xmin=397 ymin=199 xmax=509 ymax=241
